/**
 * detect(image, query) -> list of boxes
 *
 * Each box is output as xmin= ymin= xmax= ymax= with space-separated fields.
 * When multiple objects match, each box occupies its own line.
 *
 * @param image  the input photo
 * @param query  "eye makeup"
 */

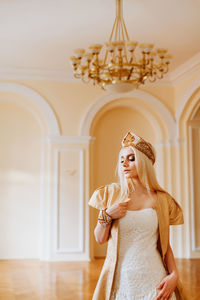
xmin=120 ymin=154 xmax=135 ymax=163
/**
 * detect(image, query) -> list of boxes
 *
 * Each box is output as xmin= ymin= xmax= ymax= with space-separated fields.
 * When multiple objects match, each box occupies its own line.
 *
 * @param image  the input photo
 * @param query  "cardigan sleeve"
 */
xmin=88 ymin=185 xmax=108 ymax=210
xmin=167 ymin=195 xmax=184 ymax=225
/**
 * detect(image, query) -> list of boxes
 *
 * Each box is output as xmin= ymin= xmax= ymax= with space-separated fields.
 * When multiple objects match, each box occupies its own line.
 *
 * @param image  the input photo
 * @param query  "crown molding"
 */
xmin=0 ymin=66 xmax=172 ymax=86
xmin=0 ymin=67 xmax=75 ymax=82
xmin=0 ymin=52 xmax=200 ymax=86
xmin=169 ymin=51 xmax=200 ymax=85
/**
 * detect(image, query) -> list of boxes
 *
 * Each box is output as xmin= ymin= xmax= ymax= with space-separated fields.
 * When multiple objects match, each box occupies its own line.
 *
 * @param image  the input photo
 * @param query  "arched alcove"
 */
xmin=80 ymin=90 xmax=176 ymax=141
xmin=90 ymin=104 xmax=157 ymax=257
xmin=86 ymin=90 xmax=179 ymax=259
xmin=0 ymin=82 xmax=60 ymax=136
xmin=176 ymin=85 xmax=200 ymax=258
xmin=0 ymin=82 xmax=60 ymax=260
xmin=0 ymin=101 xmax=42 ymax=258
xmin=188 ymin=102 xmax=200 ymax=254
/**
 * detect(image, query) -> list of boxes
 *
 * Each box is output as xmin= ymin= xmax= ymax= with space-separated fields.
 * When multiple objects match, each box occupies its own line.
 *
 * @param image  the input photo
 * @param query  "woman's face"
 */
xmin=120 ymin=147 xmax=138 ymax=179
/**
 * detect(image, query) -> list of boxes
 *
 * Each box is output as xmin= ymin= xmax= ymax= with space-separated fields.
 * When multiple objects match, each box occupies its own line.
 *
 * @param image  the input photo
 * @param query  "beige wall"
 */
xmin=0 ymin=64 xmax=200 ymax=259
xmin=0 ymin=101 xmax=41 ymax=258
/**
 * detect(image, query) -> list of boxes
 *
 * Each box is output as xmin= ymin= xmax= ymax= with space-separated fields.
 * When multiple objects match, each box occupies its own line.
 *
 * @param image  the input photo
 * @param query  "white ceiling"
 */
xmin=0 ymin=0 xmax=200 ymax=77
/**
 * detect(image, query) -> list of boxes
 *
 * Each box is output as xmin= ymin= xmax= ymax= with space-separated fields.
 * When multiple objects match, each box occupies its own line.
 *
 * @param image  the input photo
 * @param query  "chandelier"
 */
xmin=70 ymin=0 xmax=172 ymax=93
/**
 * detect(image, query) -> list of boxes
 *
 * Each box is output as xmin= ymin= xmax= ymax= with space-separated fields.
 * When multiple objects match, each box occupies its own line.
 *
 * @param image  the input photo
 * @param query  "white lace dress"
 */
xmin=110 ymin=208 xmax=177 ymax=300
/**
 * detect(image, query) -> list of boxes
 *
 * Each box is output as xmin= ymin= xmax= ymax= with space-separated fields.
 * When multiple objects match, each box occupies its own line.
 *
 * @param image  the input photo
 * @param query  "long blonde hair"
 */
xmin=117 ymin=145 xmax=165 ymax=197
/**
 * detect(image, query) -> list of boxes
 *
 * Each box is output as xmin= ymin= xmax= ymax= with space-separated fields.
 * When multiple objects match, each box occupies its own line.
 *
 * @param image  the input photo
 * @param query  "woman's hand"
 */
xmin=106 ymin=202 xmax=128 ymax=220
xmin=155 ymin=271 xmax=178 ymax=300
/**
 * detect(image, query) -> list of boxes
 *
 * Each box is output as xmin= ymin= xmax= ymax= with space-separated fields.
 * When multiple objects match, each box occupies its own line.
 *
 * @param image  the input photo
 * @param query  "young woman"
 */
xmin=89 ymin=132 xmax=186 ymax=300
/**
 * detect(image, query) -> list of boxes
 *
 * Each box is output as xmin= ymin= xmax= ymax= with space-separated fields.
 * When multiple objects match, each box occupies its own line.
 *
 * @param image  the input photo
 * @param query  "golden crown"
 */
xmin=122 ymin=132 xmax=155 ymax=164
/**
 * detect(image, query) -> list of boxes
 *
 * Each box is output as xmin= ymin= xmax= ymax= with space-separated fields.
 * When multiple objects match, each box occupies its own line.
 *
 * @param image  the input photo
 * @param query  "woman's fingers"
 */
xmin=155 ymin=290 xmax=166 ymax=300
xmin=167 ymin=293 xmax=173 ymax=300
xmin=157 ymin=279 xmax=165 ymax=290
xmin=156 ymin=290 xmax=172 ymax=300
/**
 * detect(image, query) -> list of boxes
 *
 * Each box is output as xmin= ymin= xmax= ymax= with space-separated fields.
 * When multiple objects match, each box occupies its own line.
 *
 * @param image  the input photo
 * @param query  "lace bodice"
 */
xmin=110 ymin=208 xmax=176 ymax=300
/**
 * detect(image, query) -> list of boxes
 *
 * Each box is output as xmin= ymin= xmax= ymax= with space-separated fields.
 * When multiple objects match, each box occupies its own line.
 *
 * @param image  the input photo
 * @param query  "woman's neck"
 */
xmin=127 ymin=177 xmax=150 ymax=196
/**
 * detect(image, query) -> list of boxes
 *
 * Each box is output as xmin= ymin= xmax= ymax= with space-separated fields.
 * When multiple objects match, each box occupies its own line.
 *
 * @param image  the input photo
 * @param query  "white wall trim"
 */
xmin=44 ymin=135 xmax=95 ymax=144
xmin=169 ymin=51 xmax=200 ymax=85
xmin=175 ymin=76 xmax=200 ymax=124
xmin=0 ymin=66 xmax=171 ymax=86
xmin=0 ymin=82 xmax=60 ymax=136
xmin=0 ymin=51 xmax=199 ymax=86
xmin=0 ymin=67 xmax=74 ymax=82
xmin=54 ymin=148 xmax=85 ymax=254
xmin=190 ymin=102 xmax=200 ymax=120
xmin=79 ymin=90 xmax=176 ymax=140
xmin=188 ymin=126 xmax=200 ymax=253
xmin=155 ymin=139 xmax=186 ymax=147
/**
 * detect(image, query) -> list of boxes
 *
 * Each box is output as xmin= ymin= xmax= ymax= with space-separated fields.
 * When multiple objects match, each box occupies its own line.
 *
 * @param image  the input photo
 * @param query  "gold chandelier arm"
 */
xmin=82 ymin=76 xmax=91 ymax=84
xmin=115 ymin=18 xmax=120 ymax=40
xmin=103 ymin=49 xmax=108 ymax=65
xmin=149 ymin=76 xmax=156 ymax=83
xmin=162 ymin=64 xmax=169 ymax=74
xmin=156 ymin=72 xmax=164 ymax=80
xmin=109 ymin=17 xmax=117 ymax=41
xmin=127 ymin=67 xmax=134 ymax=80
xmin=122 ymin=19 xmax=130 ymax=41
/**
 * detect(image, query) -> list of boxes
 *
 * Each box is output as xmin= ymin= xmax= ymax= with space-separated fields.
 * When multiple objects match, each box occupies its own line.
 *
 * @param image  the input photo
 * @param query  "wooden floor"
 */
xmin=0 ymin=258 xmax=199 ymax=300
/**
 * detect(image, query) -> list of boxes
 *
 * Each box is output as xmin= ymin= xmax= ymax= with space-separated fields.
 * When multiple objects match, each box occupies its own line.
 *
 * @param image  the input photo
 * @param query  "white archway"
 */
xmin=79 ymin=90 xmax=176 ymax=140
xmin=83 ymin=90 xmax=188 ymax=259
xmin=0 ymin=82 xmax=60 ymax=136
xmin=175 ymin=80 xmax=200 ymax=258
xmin=175 ymin=75 xmax=200 ymax=137
xmin=0 ymin=82 xmax=60 ymax=260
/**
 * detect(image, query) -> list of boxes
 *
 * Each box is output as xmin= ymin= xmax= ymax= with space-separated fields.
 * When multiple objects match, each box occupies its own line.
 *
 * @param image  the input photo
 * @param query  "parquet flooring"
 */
xmin=0 ymin=258 xmax=199 ymax=300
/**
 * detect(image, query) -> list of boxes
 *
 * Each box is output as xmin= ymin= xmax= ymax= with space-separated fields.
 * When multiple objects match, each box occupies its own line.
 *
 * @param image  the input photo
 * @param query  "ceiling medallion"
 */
xmin=70 ymin=0 xmax=172 ymax=93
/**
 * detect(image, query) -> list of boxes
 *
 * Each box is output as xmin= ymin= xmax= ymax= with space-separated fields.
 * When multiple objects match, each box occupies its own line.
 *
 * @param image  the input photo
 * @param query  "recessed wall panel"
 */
xmin=57 ymin=149 xmax=83 ymax=252
xmin=192 ymin=128 xmax=200 ymax=248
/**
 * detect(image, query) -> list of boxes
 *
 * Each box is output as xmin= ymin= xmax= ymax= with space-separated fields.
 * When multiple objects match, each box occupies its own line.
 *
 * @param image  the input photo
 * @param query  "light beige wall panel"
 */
xmin=48 ymin=140 xmax=91 ymax=261
xmin=143 ymin=85 xmax=175 ymax=116
xmin=56 ymin=149 xmax=83 ymax=252
xmin=0 ymin=102 xmax=41 ymax=258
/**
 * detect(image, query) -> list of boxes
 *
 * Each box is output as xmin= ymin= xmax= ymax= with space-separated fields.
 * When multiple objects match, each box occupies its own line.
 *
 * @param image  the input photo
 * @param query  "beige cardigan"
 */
xmin=88 ymin=183 xmax=188 ymax=300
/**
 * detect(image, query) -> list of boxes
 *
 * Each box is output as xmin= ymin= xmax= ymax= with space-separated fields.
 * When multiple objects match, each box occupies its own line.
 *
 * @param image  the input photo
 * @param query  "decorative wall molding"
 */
xmin=44 ymin=135 xmax=95 ymax=144
xmin=80 ymin=90 xmax=176 ymax=139
xmin=188 ymin=126 xmax=200 ymax=252
xmin=176 ymin=75 xmax=200 ymax=122
xmin=54 ymin=148 xmax=84 ymax=254
xmin=0 ymin=82 xmax=60 ymax=136
xmin=169 ymin=51 xmax=200 ymax=85
xmin=175 ymin=75 xmax=200 ymax=139
xmin=190 ymin=102 xmax=200 ymax=120
xmin=0 ymin=67 xmax=74 ymax=82
xmin=155 ymin=139 xmax=186 ymax=148
xmin=0 ymin=66 xmax=170 ymax=85
xmin=0 ymin=51 xmax=199 ymax=86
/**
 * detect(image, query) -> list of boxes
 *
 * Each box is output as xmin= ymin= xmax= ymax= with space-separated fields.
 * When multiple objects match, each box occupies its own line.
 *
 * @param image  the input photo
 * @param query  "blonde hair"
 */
xmin=117 ymin=145 xmax=165 ymax=197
